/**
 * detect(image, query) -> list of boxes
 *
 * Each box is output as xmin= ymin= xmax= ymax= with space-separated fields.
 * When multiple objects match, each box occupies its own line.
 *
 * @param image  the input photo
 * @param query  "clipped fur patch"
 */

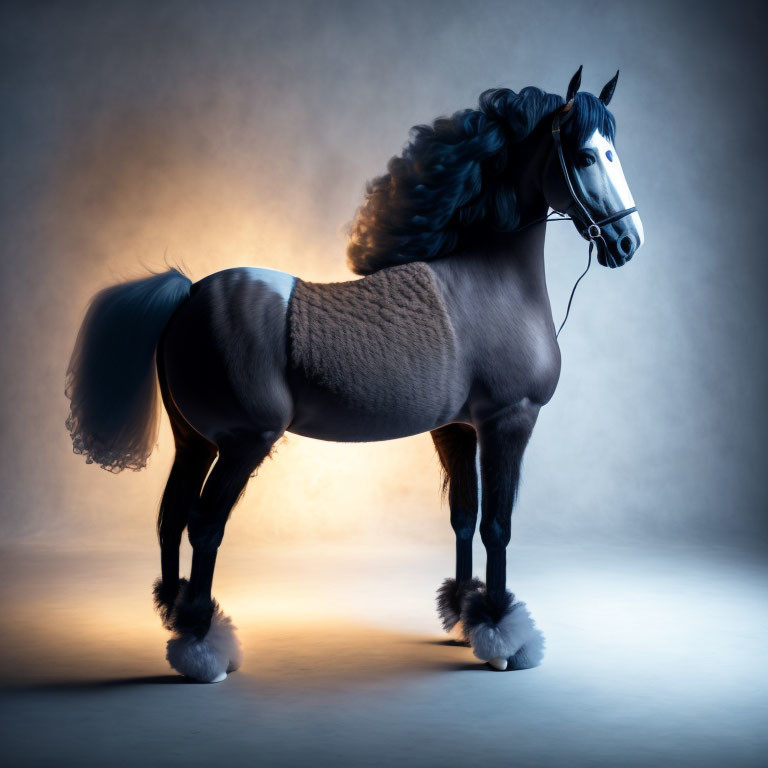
xmin=436 ymin=577 xmax=485 ymax=633
xmin=462 ymin=588 xmax=544 ymax=666
xmin=288 ymin=262 xmax=458 ymax=418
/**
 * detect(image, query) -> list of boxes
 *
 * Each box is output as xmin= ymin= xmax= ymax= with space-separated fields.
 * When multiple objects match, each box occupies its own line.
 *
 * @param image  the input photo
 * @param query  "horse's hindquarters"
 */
xmin=161 ymin=267 xmax=295 ymax=444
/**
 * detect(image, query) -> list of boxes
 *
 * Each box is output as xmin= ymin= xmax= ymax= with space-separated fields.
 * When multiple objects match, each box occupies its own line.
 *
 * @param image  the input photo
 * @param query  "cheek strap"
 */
xmin=508 ymin=103 xmax=639 ymax=339
xmin=551 ymin=106 xmax=637 ymax=241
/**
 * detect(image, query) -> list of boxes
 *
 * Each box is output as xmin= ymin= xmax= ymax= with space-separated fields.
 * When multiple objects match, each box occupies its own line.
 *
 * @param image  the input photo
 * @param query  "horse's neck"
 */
xmin=430 ymin=224 xmax=554 ymax=322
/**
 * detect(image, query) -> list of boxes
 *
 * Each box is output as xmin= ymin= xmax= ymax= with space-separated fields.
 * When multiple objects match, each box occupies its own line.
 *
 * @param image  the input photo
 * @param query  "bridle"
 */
xmin=550 ymin=100 xmax=637 ymax=243
xmin=514 ymin=100 xmax=639 ymax=337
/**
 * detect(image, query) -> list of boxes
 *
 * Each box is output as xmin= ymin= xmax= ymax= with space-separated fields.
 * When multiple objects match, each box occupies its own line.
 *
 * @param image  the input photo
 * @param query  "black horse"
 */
xmin=65 ymin=67 xmax=643 ymax=681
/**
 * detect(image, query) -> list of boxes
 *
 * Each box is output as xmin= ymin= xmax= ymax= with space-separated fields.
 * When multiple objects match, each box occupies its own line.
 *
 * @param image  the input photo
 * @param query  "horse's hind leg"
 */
xmin=165 ymin=432 xmax=276 ymax=683
xmin=152 ymin=359 xmax=218 ymax=627
xmin=152 ymin=428 xmax=217 ymax=628
xmin=432 ymin=424 xmax=484 ymax=638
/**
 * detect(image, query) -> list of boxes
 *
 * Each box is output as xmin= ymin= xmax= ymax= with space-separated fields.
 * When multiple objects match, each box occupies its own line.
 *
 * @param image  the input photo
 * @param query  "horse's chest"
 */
xmin=477 ymin=313 xmax=561 ymax=407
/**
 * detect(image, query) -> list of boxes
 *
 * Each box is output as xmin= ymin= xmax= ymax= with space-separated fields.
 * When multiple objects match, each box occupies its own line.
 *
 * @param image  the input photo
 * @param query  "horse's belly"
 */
xmin=286 ymin=370 xmax=460 ymax=441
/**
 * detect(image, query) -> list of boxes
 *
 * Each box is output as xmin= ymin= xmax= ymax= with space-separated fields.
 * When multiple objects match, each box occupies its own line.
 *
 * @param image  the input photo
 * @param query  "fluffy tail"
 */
xmin=65 ymin=268 xmax=192 ymax=473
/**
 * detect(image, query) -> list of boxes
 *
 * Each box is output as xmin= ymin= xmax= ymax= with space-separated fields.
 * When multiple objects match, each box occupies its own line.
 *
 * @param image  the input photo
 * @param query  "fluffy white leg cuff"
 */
xmin=436 ymin=577 xmax=485 ymax=633
xmin=461 ymin=588 xmax=545 ymax=668
xmin=166 ymin=603 xmax=243 ymax=682
xmin=508 ymin=627 xmax=545 ymax=670
xmin=155 ymin=578 xmax=243 ymax=682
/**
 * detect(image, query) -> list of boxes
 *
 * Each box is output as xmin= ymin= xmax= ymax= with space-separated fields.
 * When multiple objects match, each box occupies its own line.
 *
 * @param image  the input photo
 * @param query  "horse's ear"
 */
xmin=566 ymin=65 xmax=583 ymax=101
xmin=599 ymin=70 xmax=619 ymax=105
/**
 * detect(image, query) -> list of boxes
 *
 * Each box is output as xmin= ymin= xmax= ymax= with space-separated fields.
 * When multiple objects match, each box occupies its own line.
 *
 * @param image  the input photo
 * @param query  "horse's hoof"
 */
xmin=489 ymin=656 xmax=508 ymax=671
xmin=210 ymin=671 xmax=227 ymax=683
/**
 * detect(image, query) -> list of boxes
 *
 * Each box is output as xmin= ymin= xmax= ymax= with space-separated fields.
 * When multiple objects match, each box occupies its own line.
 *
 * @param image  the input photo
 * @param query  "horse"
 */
xmin=65 ymin=67 xmax=644 ymax=682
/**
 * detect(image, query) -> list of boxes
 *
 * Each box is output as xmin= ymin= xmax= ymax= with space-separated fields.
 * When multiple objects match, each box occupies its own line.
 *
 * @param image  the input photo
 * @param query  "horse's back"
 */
xmin=161 ymin=266 xmax=296 ymax=444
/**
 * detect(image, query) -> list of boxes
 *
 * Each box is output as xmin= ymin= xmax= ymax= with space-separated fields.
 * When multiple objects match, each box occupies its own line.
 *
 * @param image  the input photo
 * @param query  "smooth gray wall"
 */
xmin=1 ymin=0 xmax=766 ymax=548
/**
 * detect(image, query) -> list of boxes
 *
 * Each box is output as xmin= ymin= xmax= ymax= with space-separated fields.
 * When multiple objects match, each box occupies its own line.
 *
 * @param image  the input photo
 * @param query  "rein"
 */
xmin=513 ymin=211 xmax=591 ymax=339
xmin=512 ymin=103 xmax=637 ymax=338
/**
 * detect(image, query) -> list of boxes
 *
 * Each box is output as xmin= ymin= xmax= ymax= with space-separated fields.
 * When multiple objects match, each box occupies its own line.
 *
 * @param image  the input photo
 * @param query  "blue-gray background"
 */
xmin=1 ymin=0 xmax=766 ymax=550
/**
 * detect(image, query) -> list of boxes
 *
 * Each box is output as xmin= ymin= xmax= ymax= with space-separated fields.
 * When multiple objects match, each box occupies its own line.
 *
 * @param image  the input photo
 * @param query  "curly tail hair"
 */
xmin=65 ymin=269 xmax=192 ymax=472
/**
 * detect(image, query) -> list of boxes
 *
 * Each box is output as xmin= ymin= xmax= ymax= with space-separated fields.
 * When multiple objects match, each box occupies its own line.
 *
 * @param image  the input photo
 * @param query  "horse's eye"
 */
xmin=576 ymin=152 xmax=595 ymax=168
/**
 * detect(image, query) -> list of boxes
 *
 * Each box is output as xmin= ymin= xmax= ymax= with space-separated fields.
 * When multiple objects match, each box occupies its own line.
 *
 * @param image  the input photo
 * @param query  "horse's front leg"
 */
xmin=462 ymin=405 xmax=546 ymax=671
xmin=432 ymin=423 xmax=484 ymax=638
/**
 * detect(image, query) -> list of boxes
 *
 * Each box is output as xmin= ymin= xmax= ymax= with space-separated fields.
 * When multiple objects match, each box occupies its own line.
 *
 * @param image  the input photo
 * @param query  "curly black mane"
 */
xmin=347 ymin=87 xmax=615 ymax=275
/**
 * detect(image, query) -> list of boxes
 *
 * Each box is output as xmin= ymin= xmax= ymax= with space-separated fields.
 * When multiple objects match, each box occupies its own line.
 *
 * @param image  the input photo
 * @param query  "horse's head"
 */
xmin=541 ymin=67 xmax=644 ymax=268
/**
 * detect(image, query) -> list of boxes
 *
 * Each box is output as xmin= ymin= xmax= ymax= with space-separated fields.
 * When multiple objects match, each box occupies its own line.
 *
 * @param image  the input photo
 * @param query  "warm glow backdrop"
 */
xmin=2 ymin=0 xmax=766 ymax=554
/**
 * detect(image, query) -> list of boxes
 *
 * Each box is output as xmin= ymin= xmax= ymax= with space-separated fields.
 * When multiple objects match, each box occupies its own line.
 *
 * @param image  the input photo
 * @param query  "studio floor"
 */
xmin=0 ymin=542 xmax=766 ymax=767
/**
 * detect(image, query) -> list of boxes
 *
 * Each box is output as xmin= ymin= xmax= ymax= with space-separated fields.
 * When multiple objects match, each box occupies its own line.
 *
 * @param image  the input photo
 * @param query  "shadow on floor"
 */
xmin=4 ymin=674 xmax=192 ymax=694
xmin=0 ymin=615 xmax=488 ymax=691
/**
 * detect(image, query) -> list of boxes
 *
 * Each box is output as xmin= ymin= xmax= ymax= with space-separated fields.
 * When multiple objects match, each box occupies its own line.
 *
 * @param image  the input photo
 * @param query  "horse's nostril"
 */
xmin=619 ymin=235 xmax=633 ymax=255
